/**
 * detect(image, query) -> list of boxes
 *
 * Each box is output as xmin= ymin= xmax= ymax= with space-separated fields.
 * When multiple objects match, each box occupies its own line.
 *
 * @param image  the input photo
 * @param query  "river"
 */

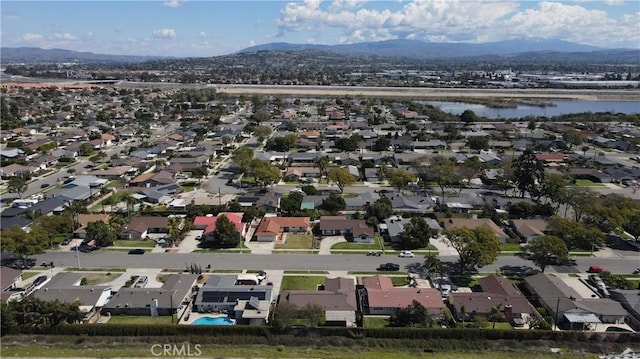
xmin=426 ymin=100 xmax=640 ymax=119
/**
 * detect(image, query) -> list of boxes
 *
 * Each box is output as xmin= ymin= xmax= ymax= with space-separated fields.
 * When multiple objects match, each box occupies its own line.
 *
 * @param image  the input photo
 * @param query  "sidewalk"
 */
xmin=431 ymin=235 xmax=459 ymax=256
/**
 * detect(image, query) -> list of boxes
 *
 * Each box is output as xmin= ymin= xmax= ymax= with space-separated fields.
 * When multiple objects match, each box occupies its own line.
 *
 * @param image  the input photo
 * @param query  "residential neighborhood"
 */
xmin=1 ymin=83 xmax=639 ymax=340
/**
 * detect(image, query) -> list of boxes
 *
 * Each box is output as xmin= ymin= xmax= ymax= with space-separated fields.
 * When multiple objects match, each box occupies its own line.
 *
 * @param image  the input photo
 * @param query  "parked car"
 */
xmin=587 ymin=265 xmax=605 ymax=273
xmin=40 ymin=183 xmax=50 ymax=188
xmin=134 ymin=276 xmax=148 ymax=288
xmin=398 ymin=251 xmax=415 ymax=258
xmin=377 ymin=263 xmax=400 ymax=271
xmin=128 ymin=248 xmax=145 ymax=255
xmin=439 ymin=283 xmax=452 ymax=298
xmin=256 ymin=271 xmax=267 ymax=282
xmin=33 ymin=275 xmax=48 ymax=286
xmin=61 ymin=238 xmax=71 ymax=245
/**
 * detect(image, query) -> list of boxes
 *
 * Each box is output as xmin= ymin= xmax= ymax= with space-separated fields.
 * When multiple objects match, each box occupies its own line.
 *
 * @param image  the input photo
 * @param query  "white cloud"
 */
xmin=604 ymin=0 xmax=624 ymax=5
xmin=275 ymin=0 xmax=639 ymax=47
xmin=248 ymin=40 xmax=256 ymax=46
xmin=152 ymin=28 xmax=176 ymax=40
xmin=20 ymin=33 xmax=43 ymax=41
xmin=161 ymin=1 xmax=187 ymax=8
xmin=50 ymin=33 xmax=78 ymax=41
xmin=200 ymin=31 xmax=207 ymax=38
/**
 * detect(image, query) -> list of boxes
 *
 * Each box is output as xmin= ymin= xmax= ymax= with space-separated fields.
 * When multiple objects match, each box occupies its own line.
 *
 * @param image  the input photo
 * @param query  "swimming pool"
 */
xmin=191 ymin=315 xmax=234 ymax=325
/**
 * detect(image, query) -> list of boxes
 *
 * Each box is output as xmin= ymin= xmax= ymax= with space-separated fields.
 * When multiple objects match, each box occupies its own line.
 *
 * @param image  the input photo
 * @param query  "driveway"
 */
xmin=318 ymin=236 xmax=346 ymax=255
xmin=431 ymin=234 xmax=459 ymax=257
xmin=102 ymin=268 xmax=164 ymax=291
xmin=243 ymin=221 xmax=274 ymax=254
xmin=177 ymin=230 xmax=204 ymax=253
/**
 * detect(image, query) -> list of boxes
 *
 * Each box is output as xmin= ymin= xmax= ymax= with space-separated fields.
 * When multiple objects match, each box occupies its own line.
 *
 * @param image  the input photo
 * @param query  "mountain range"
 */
xmin=1 ymin=38 xmax=638 ymax=64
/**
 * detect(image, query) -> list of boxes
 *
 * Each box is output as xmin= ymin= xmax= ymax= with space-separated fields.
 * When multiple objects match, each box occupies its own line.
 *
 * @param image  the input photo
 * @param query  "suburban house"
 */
xmin=102 ymin=274 xmax=198 ymax=317
xmin=344 ymin=192 xmax=380 ymax=212
xmin=524 ymin=273 xmax=628 ymax=330
xmin=609 ymin=289 xmax=640 ymax=328
xmin=121 ymin=216 xmax=170 ymax=239
xmin=279 ymin=277 xmax=358 ymax=327
xmin=382 ymin=193 xmax=434 ymax=213
xmin=510 ymin=219 xmax=549 ymax=243
xmin=129 ymin=170 xmax=176 ymax=187
xmin=74 ymin=214 xmax=111 ymax=239
xmin=1 ymin=266 xmax=23 ymax=302
xmin=361 ymin=275 xmax=445 ymax=316
xmin=193 ymin=275 xmax=274 ymax=325
xmin=448 ymin=275 xmax=537 ymax=327
xmin=33 ymin=272 xmax=112 ymax=322
xmin=254 ymin=216 xmax=310 ymax=242
xmin=442 ymin=218 xmax=510 ymax=243
xmin=319 ymin=216 xmax=375 ymax=243
xmin=193 ymin=213 xmax=246 ymax=241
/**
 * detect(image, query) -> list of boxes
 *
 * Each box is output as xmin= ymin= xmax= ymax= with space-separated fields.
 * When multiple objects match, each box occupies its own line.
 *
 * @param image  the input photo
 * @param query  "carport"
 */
xmin=563 ymin=309 xmax=601 ymax=331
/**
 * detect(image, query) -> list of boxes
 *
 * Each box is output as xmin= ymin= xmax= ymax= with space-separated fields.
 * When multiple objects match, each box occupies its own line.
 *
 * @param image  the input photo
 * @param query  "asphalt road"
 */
xmin=33 ymin=251 xmax=640 ymax=275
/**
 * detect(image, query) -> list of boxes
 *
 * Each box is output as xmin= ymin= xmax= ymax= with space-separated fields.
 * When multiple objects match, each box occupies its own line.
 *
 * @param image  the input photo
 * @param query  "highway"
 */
xmin=32 ymin=251 xmax=640 ymax=275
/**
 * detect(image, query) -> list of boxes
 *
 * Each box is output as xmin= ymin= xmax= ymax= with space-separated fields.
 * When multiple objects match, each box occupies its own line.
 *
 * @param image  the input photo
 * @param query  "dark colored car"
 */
xmin=128 ymin=248 xmax=145 ymax=255
xmin=377 ymin=263 xmax=400 ymax=271
xmin=61 ymin=238 xmax=71 ymax=245
xmin=33 ymin=275 xmax=48 ymax=286
xmin=40 ymin=183 xmax=50 ymax=188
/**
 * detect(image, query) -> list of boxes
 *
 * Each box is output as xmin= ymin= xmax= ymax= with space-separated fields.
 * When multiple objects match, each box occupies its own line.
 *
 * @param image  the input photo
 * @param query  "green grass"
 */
xmin=20 ymin=271 xmax=39 ymax=280
xmin=280 ymin=275 xmax=326 ymax=291
xmin=364 ymin=316 xmax=390 ymax=328
xmin=500 ymin=243 xmax=523 ymax=252
xmin=331 ymin=236 xmax=384 ymax=250
xmin=0 ymin=336 xmax=594 ymax=359
xmin=572 ymin=179 xmax=606 ymax=187
xmin=65 ymin=267 xmax=126 ymax=272
xmin=81 ymin=273 xmax=116 ymax=285
xmin=101 ymin=248 xmax=136 ymax=252
xmin=106 ymin=315 xmax=176 ymax=325
xmin=390 ymin=276 xmax=411 ymax=287
xmin=491 ymin=322 xmax=514 ymax=330
xmin=275 ymin=234 xmax=313 ymax=249
xmin=284 ymin=270 xmax=329 ymax=274
xmin=113 ymin=240 xmax=156 ymax=248
xmin=273 ymin=250 xmax=314 ymax=254
xmin=349 ymin=271 xmax=409 ymax=276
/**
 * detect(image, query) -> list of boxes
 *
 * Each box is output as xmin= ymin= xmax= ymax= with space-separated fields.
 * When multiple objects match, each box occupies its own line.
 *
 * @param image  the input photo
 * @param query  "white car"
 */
xmin=398 ymin=251 xmax=415 ymax=258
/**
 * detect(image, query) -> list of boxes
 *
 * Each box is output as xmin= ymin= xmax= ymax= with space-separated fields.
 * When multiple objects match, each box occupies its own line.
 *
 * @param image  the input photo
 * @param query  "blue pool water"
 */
xmin=191 ymin=316 xmax=234 ymax=325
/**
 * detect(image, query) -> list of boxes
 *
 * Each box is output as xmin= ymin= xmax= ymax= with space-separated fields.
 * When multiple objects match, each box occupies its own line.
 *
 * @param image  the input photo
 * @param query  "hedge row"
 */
xmin=15 ymin=324 xmax=640 ymax=344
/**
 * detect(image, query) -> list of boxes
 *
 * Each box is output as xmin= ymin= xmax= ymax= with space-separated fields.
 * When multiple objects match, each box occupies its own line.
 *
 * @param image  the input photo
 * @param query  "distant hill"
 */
xmin=0 ymin=47 xmax=167 ymax=64
xmin=238 ymin=38 xmax=608 ymax=59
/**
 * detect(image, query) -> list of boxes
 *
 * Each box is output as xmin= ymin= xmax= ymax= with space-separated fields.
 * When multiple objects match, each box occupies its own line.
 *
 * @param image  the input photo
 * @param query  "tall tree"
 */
xmin=232 ymin=146 xmax=254 ymax=174
xmin=399 ymin=217 xmax=432 ymax=250
xmin=444 ymin=227 xmax=501 ymax=273
xmin=547 ymin=216 xmax=604 ymax=251
xmin=511 ymin=150 xmax=545 ymax=199
xmin=7 ymin=176 xmax=28 ymax=199
xmin=420 ymin=156 xmax=456 ymax=206
xmin=314 ymin=156 xmax=330 ymax=178
xmin=0 ymin=225 xmax=49 ymax=265
xmin=212 ymin=214 xmax=241 ymax=248
xmin=387 ymin=168 xmax=417 ymax=192
xmin=327 ymin=167 xmax=355 ymax=193
xmin=423 ymin=253 xmax=443 ymax=278
xmin=280 ymin=192 xmax=304 ymax=216
xmin=562 ymin=129 xmax=584 ymax=150
xmin=525 ymin=235 xmax=569 ymax=272
xmin=253 ymin=125 xmax=272 ymax=142
xmin=624 ymin=211 xmax=640 ymax=241
xmin=389 ymin=300 xmax=433 ymax=328
xmin=85 ymin=221 xmax=117 ymax=247
xmin=321 ymin=193 xmax=346 ymax=213
xmin=367 ymin=197 xmax=393 ymax=222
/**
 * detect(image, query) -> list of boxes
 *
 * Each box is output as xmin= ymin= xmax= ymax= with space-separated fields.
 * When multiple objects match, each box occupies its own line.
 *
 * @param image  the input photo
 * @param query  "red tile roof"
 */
xmin=193 ymin=213 xmax=244 ymax=234
xmin=362 ymin=275 xmax=445 ymax=312
xmin=255 ymin=217 xmax=310 ymax=237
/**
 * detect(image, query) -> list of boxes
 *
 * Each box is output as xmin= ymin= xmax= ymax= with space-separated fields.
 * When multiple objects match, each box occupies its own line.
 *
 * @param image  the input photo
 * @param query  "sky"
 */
xmin=1 ymin=0 xmax=639 ymax=57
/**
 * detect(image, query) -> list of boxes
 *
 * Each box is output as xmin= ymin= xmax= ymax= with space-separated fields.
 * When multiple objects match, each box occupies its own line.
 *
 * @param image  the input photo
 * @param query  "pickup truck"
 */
xmin=377 ymin=263 xmax=400 ymax=271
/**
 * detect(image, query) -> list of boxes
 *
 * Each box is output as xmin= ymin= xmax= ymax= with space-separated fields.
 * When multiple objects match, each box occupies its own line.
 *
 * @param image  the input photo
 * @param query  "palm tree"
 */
xmin=489 ymin=304 xmax=505 ymax=329
xmin=314 ymin=155 xmax=330 ymax=179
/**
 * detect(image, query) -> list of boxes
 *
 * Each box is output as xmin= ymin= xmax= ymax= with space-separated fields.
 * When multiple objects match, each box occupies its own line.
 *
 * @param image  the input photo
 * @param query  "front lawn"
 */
xmin=331 ymin=236 xmax=383 ymax=250
xmin=500 ymin=243 xmax=523 ymax=252
xmin=113 ymin=240 xmax=156 ymax=248
xmin=572 ymin=179 xmax=606 ymax=187
xmin=82 ymin=273 xmax=117 ymax=285
xmin=280 ymin=275 xmax=326 ymax=291
xmin=275 ymin=234 xmax=313 ymax=249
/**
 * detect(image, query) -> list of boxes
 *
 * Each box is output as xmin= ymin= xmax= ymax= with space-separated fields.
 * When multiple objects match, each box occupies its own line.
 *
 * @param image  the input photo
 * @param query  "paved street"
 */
xmin=32 ymin=250 xmax=640 ymax=275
